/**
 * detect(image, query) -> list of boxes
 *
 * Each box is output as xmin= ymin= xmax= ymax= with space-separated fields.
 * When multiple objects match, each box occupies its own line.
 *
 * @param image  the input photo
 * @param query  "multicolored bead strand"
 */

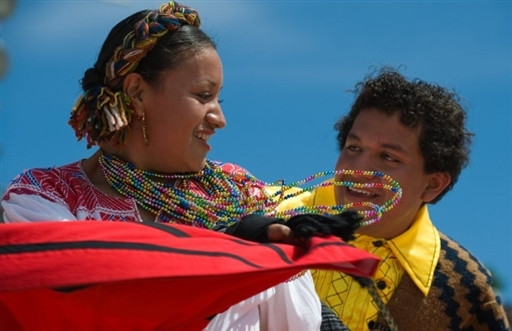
xmin=265 ymin=169 xmax=402 ymax=226
xmin=99 ymin=154 xmax=402 ymax=228
xmin=99 ymin=154 xmax=273 ymax=228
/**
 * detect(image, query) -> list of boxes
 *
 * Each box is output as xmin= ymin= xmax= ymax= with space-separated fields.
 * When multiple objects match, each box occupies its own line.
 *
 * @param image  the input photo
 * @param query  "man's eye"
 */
xmin=382 ymin=154 xmax=398 ymax=162
xmin=345 ymin=145 xmax=360 ymax=152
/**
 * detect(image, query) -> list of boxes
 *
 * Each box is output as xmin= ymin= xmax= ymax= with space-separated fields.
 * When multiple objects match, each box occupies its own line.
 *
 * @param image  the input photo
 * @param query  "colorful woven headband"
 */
xmin=106 ymin=1 xmax=201 ymax=86
xmin=69 ymin=1 xmax=200 ymax=148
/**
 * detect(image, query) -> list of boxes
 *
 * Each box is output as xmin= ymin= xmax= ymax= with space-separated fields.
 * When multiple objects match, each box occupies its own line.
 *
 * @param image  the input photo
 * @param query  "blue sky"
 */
xmin=1 ymin=1 xmax=511 ymax=303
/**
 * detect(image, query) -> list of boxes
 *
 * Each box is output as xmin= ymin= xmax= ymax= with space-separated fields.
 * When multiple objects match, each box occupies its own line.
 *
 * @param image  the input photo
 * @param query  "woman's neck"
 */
xmin=82 ymin=150 xmax=158 ymax=222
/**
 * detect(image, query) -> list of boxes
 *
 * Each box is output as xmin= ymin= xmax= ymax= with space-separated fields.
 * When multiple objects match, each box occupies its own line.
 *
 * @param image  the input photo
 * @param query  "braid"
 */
xmin=69 ymin=1 xmax=201 ymax=148
xmin=106 ymin=1 xmax=200 ymax=86
xmin=69 ymin=86 xmax=133 ymax=148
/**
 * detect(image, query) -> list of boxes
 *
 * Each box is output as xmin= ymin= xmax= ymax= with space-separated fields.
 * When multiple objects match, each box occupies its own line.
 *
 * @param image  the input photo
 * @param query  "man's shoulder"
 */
xmin=436 ymin=232 xmax=492 ymax=286
xmin=431 ymin=232 xmax=509 ymax=330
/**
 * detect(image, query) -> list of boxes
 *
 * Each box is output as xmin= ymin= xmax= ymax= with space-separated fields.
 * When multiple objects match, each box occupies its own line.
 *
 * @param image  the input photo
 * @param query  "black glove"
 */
xmin=215 ymin=214 xmax=286 ymax=243
xmin=215 ymin=211 xmax=361 ymax=244
xmin=286 ymin=211 xmax=361 ymax=242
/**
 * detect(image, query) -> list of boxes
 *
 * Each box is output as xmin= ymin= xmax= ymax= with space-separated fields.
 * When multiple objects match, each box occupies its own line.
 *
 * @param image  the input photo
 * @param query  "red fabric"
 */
xmin=0 ymin=221 xmax=379 ymax=330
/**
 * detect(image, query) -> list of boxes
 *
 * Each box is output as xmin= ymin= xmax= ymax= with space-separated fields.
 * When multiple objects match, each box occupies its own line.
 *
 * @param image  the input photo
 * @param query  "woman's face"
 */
xmin=131 ymin=47 xmax=225 ymax=173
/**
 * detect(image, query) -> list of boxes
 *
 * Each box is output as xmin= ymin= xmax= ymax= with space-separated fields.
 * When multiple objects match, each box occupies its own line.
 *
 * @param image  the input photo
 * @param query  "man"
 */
xmin=281 ymin=69 xmax=509 ymax=330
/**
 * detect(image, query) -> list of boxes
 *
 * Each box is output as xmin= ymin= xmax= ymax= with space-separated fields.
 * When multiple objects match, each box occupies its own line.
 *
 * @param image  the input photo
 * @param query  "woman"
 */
xmin=2 ymin=2 xmax=372 ymax=330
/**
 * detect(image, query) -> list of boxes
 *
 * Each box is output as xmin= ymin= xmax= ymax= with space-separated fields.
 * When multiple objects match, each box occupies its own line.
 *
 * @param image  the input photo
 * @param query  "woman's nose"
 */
xmin=206 ymin=104 xmax=226 ymax=129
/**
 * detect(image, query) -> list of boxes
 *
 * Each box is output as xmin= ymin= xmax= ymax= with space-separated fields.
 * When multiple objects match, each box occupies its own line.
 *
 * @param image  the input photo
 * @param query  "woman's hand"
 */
xmin=219 ymin=211 xmax=361 ymax=247
xmin=267 ymin=223 xmax=293 ymax=243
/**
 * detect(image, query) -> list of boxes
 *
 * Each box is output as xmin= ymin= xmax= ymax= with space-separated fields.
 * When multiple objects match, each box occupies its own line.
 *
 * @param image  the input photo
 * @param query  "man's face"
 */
xmin=334 ymin=108 xmax=445 ymax=239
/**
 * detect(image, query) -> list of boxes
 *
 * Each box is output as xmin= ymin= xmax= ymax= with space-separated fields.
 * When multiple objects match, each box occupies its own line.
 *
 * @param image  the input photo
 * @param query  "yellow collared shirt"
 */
xmin=271 ymin=183 xmax=441 ymax=330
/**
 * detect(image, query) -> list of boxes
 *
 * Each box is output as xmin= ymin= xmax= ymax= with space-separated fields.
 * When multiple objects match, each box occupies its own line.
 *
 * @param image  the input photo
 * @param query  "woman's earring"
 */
xmin=141 ymin=112 xmax=149 ymax=145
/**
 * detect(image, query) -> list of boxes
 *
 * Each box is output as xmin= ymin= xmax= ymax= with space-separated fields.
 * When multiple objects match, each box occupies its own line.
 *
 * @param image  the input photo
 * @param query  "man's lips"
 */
xmin=346 ymin=186 xmax=377 ymax=198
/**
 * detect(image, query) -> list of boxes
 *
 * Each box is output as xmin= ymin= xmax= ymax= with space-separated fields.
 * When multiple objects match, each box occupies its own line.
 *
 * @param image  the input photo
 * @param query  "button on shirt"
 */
xmin=313 ymin=235 xmax=404 ymax=330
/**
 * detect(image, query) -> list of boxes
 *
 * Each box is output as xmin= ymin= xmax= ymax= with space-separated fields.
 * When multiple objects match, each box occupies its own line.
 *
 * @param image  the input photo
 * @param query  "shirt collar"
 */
xmin=388 ymin=206 xmax=440 ymax=296
xmin=309 ymin=183 xmax=440 ymax=296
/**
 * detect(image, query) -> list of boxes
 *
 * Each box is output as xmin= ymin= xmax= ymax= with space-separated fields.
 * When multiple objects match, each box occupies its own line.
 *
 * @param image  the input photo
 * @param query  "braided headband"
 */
xmin=69 ymin=1 xmax=200 ymax=148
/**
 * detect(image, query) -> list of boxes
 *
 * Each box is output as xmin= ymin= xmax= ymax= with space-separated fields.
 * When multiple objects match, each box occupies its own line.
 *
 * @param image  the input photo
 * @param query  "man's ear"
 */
xmin=123 ymin=73 xmax=145 ymax=117
xmin=421 ymin=172 xmax=451 ymax=203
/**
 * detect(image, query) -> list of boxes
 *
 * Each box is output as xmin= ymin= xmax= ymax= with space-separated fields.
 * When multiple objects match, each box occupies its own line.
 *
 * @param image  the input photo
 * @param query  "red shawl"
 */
xmin=0 ymin=221 xmax=379 ymax=330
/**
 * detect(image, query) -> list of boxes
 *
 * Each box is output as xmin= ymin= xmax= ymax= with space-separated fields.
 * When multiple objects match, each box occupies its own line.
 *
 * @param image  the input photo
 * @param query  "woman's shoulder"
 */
xmin=213 ymin=161 xmax=253 ymax=176
xmin=4 ymin=160 xmax=89 ymax=199
xmin=7 ymin=161 xmax=85 ymax=186
xmin=209 ymin=161 xmax=266 ymax=195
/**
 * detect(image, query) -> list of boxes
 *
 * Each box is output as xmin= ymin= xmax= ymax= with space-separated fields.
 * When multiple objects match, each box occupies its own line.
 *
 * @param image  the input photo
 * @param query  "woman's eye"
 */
xmin=198 ymin=93 xmax=211 ymax=101
xmin=197 ymin=93 xmax=223 ymax=104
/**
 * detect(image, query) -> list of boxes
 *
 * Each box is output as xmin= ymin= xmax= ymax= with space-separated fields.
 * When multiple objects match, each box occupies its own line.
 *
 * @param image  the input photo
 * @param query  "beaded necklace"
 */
xmin=99 ymin=154 xmax=272 ymax=228
xmin=267 ymin=170 xmax=402 ymax=227
xmin=99 ymin=154 xmax=402 ymax=228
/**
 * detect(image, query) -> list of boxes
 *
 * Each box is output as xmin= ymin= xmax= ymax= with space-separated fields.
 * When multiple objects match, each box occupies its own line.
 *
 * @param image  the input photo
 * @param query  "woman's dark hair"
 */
xmin=335 ymin=68 xmax=473 ymax=203
xmin=70 ymin=3 xmax=215 ymax=147
xmin=81 ymin=10 xmax=216 ymax=91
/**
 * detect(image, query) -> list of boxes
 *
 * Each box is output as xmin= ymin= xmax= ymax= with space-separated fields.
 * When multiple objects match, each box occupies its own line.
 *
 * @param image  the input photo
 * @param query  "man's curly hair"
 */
xmin=335 ymin=68 xmax=474 ymax=203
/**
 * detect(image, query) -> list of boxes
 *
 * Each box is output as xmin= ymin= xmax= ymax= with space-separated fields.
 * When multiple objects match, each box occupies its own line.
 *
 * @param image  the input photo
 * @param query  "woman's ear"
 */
xmin=123 ymin=73 xmax=145 ymax=117
xmin=421 ymin=172 xmax=451 ymax=203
